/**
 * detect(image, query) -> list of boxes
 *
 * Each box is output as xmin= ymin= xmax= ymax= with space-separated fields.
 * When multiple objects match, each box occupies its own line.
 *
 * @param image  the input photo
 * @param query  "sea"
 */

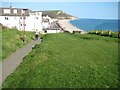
xmin=70 ymin=18 xmax=119 ymax=32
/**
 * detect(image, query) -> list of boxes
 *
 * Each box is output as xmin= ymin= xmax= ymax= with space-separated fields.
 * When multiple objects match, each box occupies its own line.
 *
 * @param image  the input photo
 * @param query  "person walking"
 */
xmin=35 ymin=29 xmax=39 ymax=41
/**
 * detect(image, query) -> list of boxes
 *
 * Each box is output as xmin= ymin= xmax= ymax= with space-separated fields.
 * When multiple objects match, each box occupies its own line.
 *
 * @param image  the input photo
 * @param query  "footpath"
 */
xmin=0 ymin=39 xmax=41 ymax=88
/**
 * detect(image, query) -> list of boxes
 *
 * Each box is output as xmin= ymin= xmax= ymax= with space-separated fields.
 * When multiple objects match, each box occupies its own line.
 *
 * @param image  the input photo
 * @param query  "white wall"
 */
xmin=43 ymin=15 xmax=52 ymax=23
xmin=0 ymin=12 xmax=42 ymax=32
xmin=3 ymin=9 xmax=10 ymax=14
xmin=25 ymin=12 xmax=42 ymax=32
xmin=46 ymin=29 xmax=61 ymax=34
xmin=51 ymin=19 xmax=58 ymax=22
xmin=0 ymin=16 xmax=20 ymax=29
xmin=42 ymin=22 xmax=50 ymax=29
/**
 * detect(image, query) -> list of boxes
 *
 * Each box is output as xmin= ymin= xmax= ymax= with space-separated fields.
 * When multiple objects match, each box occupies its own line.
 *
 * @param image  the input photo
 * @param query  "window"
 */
xmin=21 ymin=10 xmax=25 ymax=14
xmin=21 ymin=10 xmax=24 ymax=14
xmin=4 ymin=9 xmax=10 ymax=14
xmin=5 ymin=17 xmax=8 ymax=20
xmin=20 ymin=17 xmax=26 ymax=19
xmin=44 ymin=30 xmax=47 ymax=33
xmin=36 ymin=17 xmax=38 ymax=19
xmin=23 ymin=17 xmax=26 ymax=19
xmin=21 ymin=24 xmax=26 ymax=26
xmin=24 ymin=24 xmax=26 ymax=26
xmin=14 ymin=9 xmax=17 ymax=14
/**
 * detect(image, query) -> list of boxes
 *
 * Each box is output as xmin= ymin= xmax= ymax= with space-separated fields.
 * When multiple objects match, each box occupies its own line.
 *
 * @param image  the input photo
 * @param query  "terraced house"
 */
xmin=0 ymin=6 xmax=42 ymax=32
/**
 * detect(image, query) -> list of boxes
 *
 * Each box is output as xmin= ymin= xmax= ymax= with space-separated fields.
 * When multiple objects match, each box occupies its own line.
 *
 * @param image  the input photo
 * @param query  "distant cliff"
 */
xmin=40 ymin=10 xmax=77 ymax=19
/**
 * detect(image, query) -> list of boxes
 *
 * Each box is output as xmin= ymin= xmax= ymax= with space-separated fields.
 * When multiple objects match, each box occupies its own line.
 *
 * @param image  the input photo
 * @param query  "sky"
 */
xmin=0 ymin=1 xmax=118 ymax=19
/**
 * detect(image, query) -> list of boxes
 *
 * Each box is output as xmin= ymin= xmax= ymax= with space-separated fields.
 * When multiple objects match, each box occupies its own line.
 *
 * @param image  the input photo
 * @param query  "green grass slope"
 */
xmin=1 ymin=28 xmax=35 ymax=61
xmin=2 ymin=33 xmax=119 ymax=88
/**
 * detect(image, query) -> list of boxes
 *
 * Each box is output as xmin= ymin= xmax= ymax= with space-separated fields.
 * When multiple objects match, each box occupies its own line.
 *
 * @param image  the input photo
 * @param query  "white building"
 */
xmin=42 ymin=15 xmax=52 ymax=29
xmin=42 ymin=15 xmax=61 ymax=34
xmin=0 ymin=7 xmax=42 ymax=32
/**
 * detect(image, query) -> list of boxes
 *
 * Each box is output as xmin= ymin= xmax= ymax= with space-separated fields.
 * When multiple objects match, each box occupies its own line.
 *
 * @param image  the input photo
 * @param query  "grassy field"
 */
xmin=2 ymin=33 xmax=120 ymax=88
xmin=1 ymin=28 xmax=35 ymax=61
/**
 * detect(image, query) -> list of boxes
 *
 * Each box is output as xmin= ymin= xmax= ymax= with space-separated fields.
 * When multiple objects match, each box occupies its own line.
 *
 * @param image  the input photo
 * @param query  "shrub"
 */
xmin=111 ymin=32 xmax=119 ymax=38
xmin=88 ymin=30 xmax=96 ymax=34
xmin=101 ymin=30 xmax=109 ymax=36
xmin=96 ymin=30 xmax=102 ymax=35
xmin=88 ymin=30 xmax=119 ymax=38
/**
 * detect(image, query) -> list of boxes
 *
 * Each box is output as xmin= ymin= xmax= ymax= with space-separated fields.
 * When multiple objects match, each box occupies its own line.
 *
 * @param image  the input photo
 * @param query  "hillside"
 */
xmin=2 ymin=33 xmax=119 ymax=88
xmin=40 ymin=10 xmax=77 ymax=19
xmin=1 ymin=28 xmax=35 ymax=61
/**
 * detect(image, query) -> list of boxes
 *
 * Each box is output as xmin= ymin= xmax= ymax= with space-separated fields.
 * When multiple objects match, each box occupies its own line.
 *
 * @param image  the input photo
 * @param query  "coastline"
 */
xmin=58 ymin=19 xmax=87 ymax=34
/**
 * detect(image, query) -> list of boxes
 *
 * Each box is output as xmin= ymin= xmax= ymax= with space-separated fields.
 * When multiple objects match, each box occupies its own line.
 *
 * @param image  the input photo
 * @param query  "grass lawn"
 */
xmin=2 ymin=33 xmax=120 ymax=88
xmin=1 ymin=28 xmax=35 ymax=61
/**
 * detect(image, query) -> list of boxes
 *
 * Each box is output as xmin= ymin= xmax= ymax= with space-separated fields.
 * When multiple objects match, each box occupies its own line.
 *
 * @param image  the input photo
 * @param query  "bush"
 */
xmin=88 ymin=30 xmax=119 ymax=38
xmin=88 ymin=30 xmax=96 ymax=34
xmin=101 ymin=30 xmax=109 ymax=36
xmin=111 ymin=32 xmax=119 ymax=38
xmin=96 ymin=30 xmax=102 ymax=35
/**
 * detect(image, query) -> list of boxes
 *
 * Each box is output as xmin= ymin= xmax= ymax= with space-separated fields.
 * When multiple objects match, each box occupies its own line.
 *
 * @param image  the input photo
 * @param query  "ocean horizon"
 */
xmin=70 ymin=18 xmax=119 ymax=32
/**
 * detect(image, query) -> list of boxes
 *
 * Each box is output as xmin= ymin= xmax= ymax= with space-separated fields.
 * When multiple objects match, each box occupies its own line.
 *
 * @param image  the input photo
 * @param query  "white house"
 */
xmin=0 ymin=7 xmax=42 ymax=32
xmin=42 ymin=15 xmax=52 ymax=29
xmin=42 ymin=15 xmax=61 ymax=34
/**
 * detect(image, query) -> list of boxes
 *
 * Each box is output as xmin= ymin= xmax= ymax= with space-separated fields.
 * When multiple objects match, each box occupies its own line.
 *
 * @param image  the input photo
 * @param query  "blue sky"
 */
xmin=0 ymin=2 xmax=118 ymax=19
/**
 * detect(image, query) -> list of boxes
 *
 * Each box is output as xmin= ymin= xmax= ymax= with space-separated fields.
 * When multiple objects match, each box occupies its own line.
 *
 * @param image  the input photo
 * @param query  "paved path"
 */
xmin=0 ymin=39 xmax=41 ymax=88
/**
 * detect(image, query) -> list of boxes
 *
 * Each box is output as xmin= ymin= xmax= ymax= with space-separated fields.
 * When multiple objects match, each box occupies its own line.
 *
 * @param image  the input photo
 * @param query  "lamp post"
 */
xmin=23 ymin=9 xmax=26 ymax=43
xmin=19 ymin=17 xmax=22 ymax=39
xmin=34 ymin=14 xmax=36 ymax=32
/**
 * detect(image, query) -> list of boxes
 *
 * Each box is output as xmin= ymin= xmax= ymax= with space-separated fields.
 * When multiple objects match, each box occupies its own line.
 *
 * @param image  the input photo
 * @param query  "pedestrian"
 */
xmin=35 ymin=29 xmax=39 ymax=41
